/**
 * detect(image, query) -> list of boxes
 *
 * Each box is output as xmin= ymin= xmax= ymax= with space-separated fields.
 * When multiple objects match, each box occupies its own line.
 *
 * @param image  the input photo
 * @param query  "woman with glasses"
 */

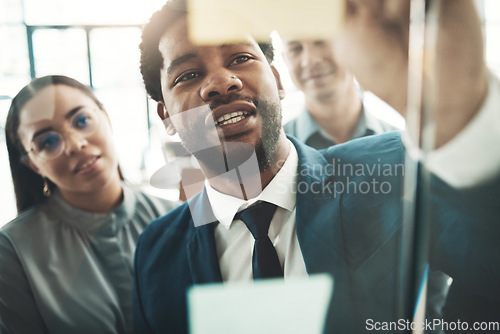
xmin=0 ymin=75 xmax=177 ymax=334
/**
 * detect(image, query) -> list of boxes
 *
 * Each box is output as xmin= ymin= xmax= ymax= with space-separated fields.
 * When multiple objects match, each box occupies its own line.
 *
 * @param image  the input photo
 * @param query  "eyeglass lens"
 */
xmin=31 ymin=108 xmax=99 ymax=159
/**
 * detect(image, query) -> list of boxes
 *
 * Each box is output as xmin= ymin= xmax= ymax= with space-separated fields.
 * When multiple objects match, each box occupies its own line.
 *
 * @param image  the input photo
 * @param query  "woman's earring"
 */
xmin=43 ymin=178 xmax=51 ymax=197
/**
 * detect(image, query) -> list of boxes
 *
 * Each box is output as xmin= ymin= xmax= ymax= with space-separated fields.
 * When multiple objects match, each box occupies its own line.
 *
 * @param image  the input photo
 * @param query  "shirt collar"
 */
xmin=46 ymin=182 xmax=135 ymax=232
xmin=351 ymin=104 xmax=374 ymax=139
xmin=356 ymin=103 xmax=393 ymax=137
xmin=297 ymin=103 xmax=387 ymax=145
xmin=294 ymin=108 xmax=322 ymax=143
xmin=205 ymin=140 xmax=298 ymax=229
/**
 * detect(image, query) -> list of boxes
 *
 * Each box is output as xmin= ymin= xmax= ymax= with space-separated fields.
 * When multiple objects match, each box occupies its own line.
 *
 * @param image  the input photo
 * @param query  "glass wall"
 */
xmin=0 ymin=0 xmax=498 ymax=332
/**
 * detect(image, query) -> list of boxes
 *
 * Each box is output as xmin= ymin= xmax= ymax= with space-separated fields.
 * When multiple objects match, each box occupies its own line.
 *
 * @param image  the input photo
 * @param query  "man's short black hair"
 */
xmin=140 ymin=0 xmax=275 ymax=103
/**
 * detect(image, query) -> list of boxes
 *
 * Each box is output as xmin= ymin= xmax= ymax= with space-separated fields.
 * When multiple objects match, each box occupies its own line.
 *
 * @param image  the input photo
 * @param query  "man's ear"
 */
xmin=157 ymin=102 xmax=168 ymax=120
xmin=271 ymin=66 xmax=286 ymax=100
xmin=157 ymin=102 xmax=177 ymax=135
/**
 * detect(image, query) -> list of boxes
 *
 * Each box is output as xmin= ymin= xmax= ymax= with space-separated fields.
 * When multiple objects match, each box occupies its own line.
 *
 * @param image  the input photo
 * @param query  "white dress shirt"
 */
xmin=206 ymin=140 xmax=308 ymax=282
xmin=426 ymin=72 xmax=500 ymax=188
xmin=405 ymin=71 xmax=500 ymax=188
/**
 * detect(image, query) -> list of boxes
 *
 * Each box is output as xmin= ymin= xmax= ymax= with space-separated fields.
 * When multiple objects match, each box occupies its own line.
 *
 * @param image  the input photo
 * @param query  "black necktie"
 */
xmin=235 ymin=201 xmax=283 ymax=279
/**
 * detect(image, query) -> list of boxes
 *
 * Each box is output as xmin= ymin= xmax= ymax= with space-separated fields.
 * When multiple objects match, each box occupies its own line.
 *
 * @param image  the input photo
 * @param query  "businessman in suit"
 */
xmin=133 ymin=0 xmax=499 ymax=332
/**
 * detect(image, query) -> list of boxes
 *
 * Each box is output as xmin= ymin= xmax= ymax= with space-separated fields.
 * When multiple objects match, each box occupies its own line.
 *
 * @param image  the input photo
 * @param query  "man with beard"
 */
xmin=133 ymin=0 xmax=500 ymax=333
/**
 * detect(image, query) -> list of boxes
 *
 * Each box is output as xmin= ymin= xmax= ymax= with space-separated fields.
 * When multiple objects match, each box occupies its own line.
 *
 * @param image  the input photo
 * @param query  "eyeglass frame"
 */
xmin=24 ymin=107 xmax=103 ymax=161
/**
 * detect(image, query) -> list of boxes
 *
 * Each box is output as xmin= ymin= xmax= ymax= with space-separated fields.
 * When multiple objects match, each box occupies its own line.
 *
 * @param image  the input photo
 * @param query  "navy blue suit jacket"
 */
xmin=133 ymin=133 xmax=500 ymax=333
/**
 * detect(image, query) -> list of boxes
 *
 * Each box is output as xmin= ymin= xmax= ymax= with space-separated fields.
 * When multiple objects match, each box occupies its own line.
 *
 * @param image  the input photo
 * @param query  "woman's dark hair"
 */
xmin=5 ymin=75 xmax=121 ymax=213
xmin=139 ymin=0 xmax=274 ymax=103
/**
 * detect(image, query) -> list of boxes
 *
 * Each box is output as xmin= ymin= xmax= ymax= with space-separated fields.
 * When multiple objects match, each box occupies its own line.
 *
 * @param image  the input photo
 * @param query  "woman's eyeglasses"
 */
xmin=28 ymin=108 xmax=100 ymax=160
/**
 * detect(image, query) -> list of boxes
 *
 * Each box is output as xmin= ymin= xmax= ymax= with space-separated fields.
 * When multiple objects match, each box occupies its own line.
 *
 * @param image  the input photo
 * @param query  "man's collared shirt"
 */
xmin=284 ymin=103 xmax=401 ymax=150
xmin=205 ymin=140 xmax=308 ymax=281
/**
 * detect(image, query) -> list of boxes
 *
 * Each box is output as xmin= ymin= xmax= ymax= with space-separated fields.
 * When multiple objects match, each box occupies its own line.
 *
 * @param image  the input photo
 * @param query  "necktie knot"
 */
xmin=235 ymin=201 xmax=277 ymax=240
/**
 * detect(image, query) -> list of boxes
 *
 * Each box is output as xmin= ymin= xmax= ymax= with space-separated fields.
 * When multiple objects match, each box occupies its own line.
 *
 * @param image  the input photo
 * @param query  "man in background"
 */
xmin=281 ymin=38 xmax=400 ymax=150
xmin=281 ymin=37 xmax=451 ymax=320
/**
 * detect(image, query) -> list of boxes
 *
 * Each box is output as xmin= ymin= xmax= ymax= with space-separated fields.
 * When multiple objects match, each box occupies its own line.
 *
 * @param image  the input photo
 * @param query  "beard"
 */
xmin=174 ymin=93 xmax=282 ymax=178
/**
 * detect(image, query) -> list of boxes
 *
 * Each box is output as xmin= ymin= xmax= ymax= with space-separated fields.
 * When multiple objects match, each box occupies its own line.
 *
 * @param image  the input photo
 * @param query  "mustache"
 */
xmin=209 ymin=93 xmax=259 ymax=111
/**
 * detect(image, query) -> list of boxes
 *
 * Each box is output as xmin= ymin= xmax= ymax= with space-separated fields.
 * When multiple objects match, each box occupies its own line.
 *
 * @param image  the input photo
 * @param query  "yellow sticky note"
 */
xmin=188 ymin=0 xmax=344 ymax=45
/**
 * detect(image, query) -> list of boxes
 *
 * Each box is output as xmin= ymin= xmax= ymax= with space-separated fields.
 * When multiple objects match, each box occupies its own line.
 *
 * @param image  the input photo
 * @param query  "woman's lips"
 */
xmin=74 ymin=156 xmax=100 ymax=174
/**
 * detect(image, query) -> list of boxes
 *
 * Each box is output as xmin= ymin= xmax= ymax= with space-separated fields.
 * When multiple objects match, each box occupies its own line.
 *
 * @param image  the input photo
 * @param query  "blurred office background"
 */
xmin=1 ymin=0 xmax=499 ymax=226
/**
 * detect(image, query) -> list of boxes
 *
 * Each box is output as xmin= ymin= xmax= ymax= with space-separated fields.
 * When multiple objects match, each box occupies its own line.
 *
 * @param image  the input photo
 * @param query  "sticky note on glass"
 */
xmin=188 ymin=0 xmax=344 ymax=44
xmin=188 ymin=274 xmax=334 ymax=334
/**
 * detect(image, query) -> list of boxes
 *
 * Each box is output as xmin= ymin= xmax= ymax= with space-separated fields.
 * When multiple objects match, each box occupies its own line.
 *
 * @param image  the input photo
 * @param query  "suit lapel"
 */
xmin=289 ymin=136 xmax=357 ymax=329
xmin=289 ymin=137 xmax=342 ymax=272
xmin=186 ymin=190 xmax=223 ymax=284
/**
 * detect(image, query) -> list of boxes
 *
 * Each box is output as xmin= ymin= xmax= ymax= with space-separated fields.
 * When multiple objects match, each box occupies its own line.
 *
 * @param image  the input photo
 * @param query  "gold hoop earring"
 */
xmin=43 ymin=178 xmax=51 ymax=197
